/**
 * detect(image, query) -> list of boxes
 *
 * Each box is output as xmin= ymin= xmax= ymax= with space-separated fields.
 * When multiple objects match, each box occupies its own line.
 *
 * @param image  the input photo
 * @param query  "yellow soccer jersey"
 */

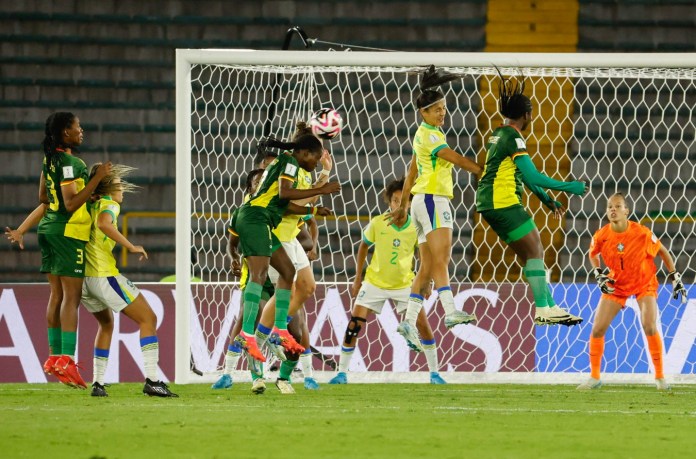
xmin=272 ymin=168 xmax=313 ymax=242
xmin=363 ymin=214 xmax=418 ymax=290
xmin=410 ymin=122 xmax=454 ymax=199
xmin=85 ymin=197 xmax=120 ymax=277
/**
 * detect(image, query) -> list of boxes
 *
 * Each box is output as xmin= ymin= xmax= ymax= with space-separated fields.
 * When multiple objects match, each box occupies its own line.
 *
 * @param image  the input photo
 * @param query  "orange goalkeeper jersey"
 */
xmin=589 ymin=221 xmax=661 ymax=296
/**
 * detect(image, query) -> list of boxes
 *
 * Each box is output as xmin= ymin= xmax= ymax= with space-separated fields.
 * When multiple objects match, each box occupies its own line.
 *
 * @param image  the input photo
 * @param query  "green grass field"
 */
xmin=1 ymin=382 xmax=694 ymax=459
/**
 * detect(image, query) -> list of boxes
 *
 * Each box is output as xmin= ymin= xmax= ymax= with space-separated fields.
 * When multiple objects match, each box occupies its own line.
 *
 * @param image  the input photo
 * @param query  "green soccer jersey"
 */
xmin=37 ymin=151 xmax=92 ymax=241
xmin=476 ymin=125 xmax=529 ymax=211
xmin=245 ymin=152 xmax=300 ymax=228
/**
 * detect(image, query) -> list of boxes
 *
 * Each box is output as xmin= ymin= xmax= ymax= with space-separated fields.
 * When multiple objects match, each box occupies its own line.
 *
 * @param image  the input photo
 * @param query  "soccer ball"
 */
xmin=309 ymin=108 xmax=343 ymax=140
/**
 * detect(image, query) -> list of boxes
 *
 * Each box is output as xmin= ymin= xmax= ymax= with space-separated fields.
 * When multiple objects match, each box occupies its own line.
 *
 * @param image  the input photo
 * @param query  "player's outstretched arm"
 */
xmin=227 ymin=232 xmax=242 ymax=277
xmin=96 ymin=211 xmax=148 ymax=261
xmin=5 ymin=203 xmax=47 ymax=249
xmin=436 ymin=147 xmax=483 ymax=176
xmin=62 ymin=161 xmax=112 ymax=212
xmin=285 ymin=202 xmax=333 ymax=217
xmin=279 ymin=177 xmax=340 ymax=201
xmin=514 ymin=155 xmax=586 ymax=196
xmin=658 ymin=244 xmax=688 ymax=303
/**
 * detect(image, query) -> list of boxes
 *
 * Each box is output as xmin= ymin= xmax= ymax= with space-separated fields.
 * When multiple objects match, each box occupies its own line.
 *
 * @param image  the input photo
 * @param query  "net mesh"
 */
xmin=184 ymin=59 xmax=696 ymax=380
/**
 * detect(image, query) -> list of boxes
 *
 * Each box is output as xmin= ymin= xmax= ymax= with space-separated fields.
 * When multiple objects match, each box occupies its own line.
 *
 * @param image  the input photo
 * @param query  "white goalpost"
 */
xmin=175 ymin=49 xmax=696 ymax=385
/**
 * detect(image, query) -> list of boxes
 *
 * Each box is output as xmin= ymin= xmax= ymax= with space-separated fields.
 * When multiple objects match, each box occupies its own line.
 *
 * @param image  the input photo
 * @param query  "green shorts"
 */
xmin=233 ymin=206 xmax=281 ymax=257
xmin=38 ymin=233 xmax=87 ymax=278
xmin=480 ymin=205 xmax=537 ymax=244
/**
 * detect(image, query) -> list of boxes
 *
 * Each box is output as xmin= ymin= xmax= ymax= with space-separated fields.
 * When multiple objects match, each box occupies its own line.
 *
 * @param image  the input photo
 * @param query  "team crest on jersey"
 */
xmin=617 ymin=242 xmax=625 ymax=253
xmin=392 ymin=239 xmax=401 ymax=248
xmin=489 ymin=136 xmax=499 ymax=144
xmin=443 ymin=211 xmax=451 ymax=222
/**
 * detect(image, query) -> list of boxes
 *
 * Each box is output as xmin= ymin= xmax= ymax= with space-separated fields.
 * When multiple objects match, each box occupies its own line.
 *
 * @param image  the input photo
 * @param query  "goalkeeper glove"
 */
xmin=668 ymin=271 xmax=688 ymax=304
xmin=592 ymin=267 xmax=615 ymax=294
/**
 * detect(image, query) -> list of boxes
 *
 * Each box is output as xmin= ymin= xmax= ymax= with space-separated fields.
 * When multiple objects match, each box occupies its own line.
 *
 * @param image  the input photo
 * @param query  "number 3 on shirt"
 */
xmin=76 ymin=248 xmax=84 ymax=265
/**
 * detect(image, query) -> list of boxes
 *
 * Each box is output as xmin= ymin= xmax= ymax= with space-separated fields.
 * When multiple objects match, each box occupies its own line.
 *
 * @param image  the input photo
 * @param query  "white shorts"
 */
xmin=355 ymin=281 xmax=410 ymax=315
xmin=267 ymin=238 xmax=311 ymax=283
xmin=410 ymin=193 xmax=454 ymax=244
xmin=81 ymin=274 xmax=141 ymax=313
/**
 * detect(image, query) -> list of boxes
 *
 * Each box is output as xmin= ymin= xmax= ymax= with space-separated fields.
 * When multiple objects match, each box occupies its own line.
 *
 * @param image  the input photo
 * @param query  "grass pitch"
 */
xmin=0 ymin=382 xmax=694 ymax=459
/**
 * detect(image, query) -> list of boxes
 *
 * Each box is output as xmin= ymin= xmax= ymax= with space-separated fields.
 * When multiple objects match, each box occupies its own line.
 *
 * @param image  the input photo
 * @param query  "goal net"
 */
xmin=175 ymin=50 xmax=696 ymax=384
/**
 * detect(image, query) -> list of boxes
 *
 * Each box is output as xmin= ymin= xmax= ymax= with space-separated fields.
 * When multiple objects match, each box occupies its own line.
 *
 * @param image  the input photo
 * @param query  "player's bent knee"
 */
xmin=343 ymin=316 xmax=367 ymax=346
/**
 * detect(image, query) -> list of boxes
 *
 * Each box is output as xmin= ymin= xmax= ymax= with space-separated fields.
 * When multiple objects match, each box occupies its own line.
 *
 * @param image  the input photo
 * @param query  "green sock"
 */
xmin=47 ymin=327 xmax=62 ymax=355
xmin=279 ymin=359 xmax=298 ymax=381
xmin=546 ymin=286 xmax=556 ymax=307
xmin=61 ymin=331 xmax=77 ymax=357
xmin=274 ymin=288 xmax=292 ymax=329
xmin=242 ymin=282 xmax=263 ymax=335
xmin=523 ymin=258 xmax=549 ymax=308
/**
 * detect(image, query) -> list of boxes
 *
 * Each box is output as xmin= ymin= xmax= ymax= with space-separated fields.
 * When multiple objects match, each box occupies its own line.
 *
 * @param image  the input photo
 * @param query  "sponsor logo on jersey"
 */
xmin=515 ymin=138 xmax=526 ymax=150
xmin=284 ymin=163 xmax=298 ymax=176
xmin=63 ymin=166 xmax=74 ymax=179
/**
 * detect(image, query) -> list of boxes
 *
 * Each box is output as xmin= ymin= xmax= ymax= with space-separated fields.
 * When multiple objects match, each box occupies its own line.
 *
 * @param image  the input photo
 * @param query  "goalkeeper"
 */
xmin=329 ymin=178 xmax=447 ymax=385
xmin=577 ymin=193 xmax=687 ymax=391
xmin=475 ymin=68 xmax=587 ymax=326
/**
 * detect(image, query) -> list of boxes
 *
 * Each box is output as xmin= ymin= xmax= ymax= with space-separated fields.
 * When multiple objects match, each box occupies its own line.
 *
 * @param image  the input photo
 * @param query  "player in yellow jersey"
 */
xmin=329 ymin=179 xmax=447 ymax=384
xmin=80 ymin=163 xmax=177 ymax=397
xmin=389 ymin=66 xmax=483 ymax=351
xmin=6 ymin=113 xmax=111 ymax=388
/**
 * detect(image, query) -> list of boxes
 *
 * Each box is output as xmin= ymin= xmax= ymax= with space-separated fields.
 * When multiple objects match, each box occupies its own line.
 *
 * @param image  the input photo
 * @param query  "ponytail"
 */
xmin=495 ymin=66 xmax=532 ymax=119
xmin=414 ymin=65 xmax=461 ymax=109
xmin=42 ymin=112 xmax=75 ymax=169
xmin=258 ymin=134 xmax=322 ymax=155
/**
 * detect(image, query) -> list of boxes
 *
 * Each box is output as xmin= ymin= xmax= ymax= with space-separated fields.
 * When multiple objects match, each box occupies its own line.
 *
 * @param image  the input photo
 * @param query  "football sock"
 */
xmin=274 ymin=288 xmax=292 ymax=329
xmin=646 ymin=333 xmax=664 ymax=379
xmin=338 ymin=346 xmax=355 ymax=373
xmin=224 ymin=342 xmax=242 ymax=375
xmin=545 ymin=286 xmax=557 ymax=307
xmin=300 ymin=348 xmax=313 ymax=379
xmin=421 ymin=339 xmax=439 ymax=373
xmin=140 ymin=336 xmax=159 ymax=381
xmin=61 ymin=330 xmax=77 ymax=358
xmin=93 ymin=348 xmax=109 ymax=384
xmin=242 ymin=282 xmax=263 ymax=335
xmin=48 ymin=327 xmax=61 ymax=355
xmin=523 ymin=259 xmax=549 ymax=307
xmin=279 ymin=359 xmax=298 ymax=381
xmin=405 ymin=293 xmax=424 ymax=326
xmin=255 ymin=323 xmax=272 ymax=349
xmin=589 ymin=336 xmax=604 ymax=379
xmin=438 ymin=287 xmax=456 ymax=316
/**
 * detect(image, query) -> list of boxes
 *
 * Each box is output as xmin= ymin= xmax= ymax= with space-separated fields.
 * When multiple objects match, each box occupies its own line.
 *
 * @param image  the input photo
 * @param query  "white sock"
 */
xmin=438 ymin=287 xmax=456 ymax=316
xmin=405 ymin=294 xmax=424 ymax=326
xmin=338 ymin=346 xmax=355 ymax=373
xmin=224 ymin=342 xmax=243 ymax=375
xmin=140 ymin=336 xmax=159 ymax=381
xmin=421 ymin=339 xmax=439 ymax=373
xmin=93 ymin=348 xmax=109 ymax=385
xmin=300 ymin=349 xmax=313 ymax=379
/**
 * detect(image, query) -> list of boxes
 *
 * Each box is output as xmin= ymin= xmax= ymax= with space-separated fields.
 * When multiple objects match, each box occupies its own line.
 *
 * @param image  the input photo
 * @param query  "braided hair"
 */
xmin=257 ymin=134 xmax=323 ymax=155
xmin=42 ymin=112 xmax=75 ymax=170
xmin=496 ymin=67 xmax=533 ymax=119
xmin=244 ymin=168 xmax=265 ymax=195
